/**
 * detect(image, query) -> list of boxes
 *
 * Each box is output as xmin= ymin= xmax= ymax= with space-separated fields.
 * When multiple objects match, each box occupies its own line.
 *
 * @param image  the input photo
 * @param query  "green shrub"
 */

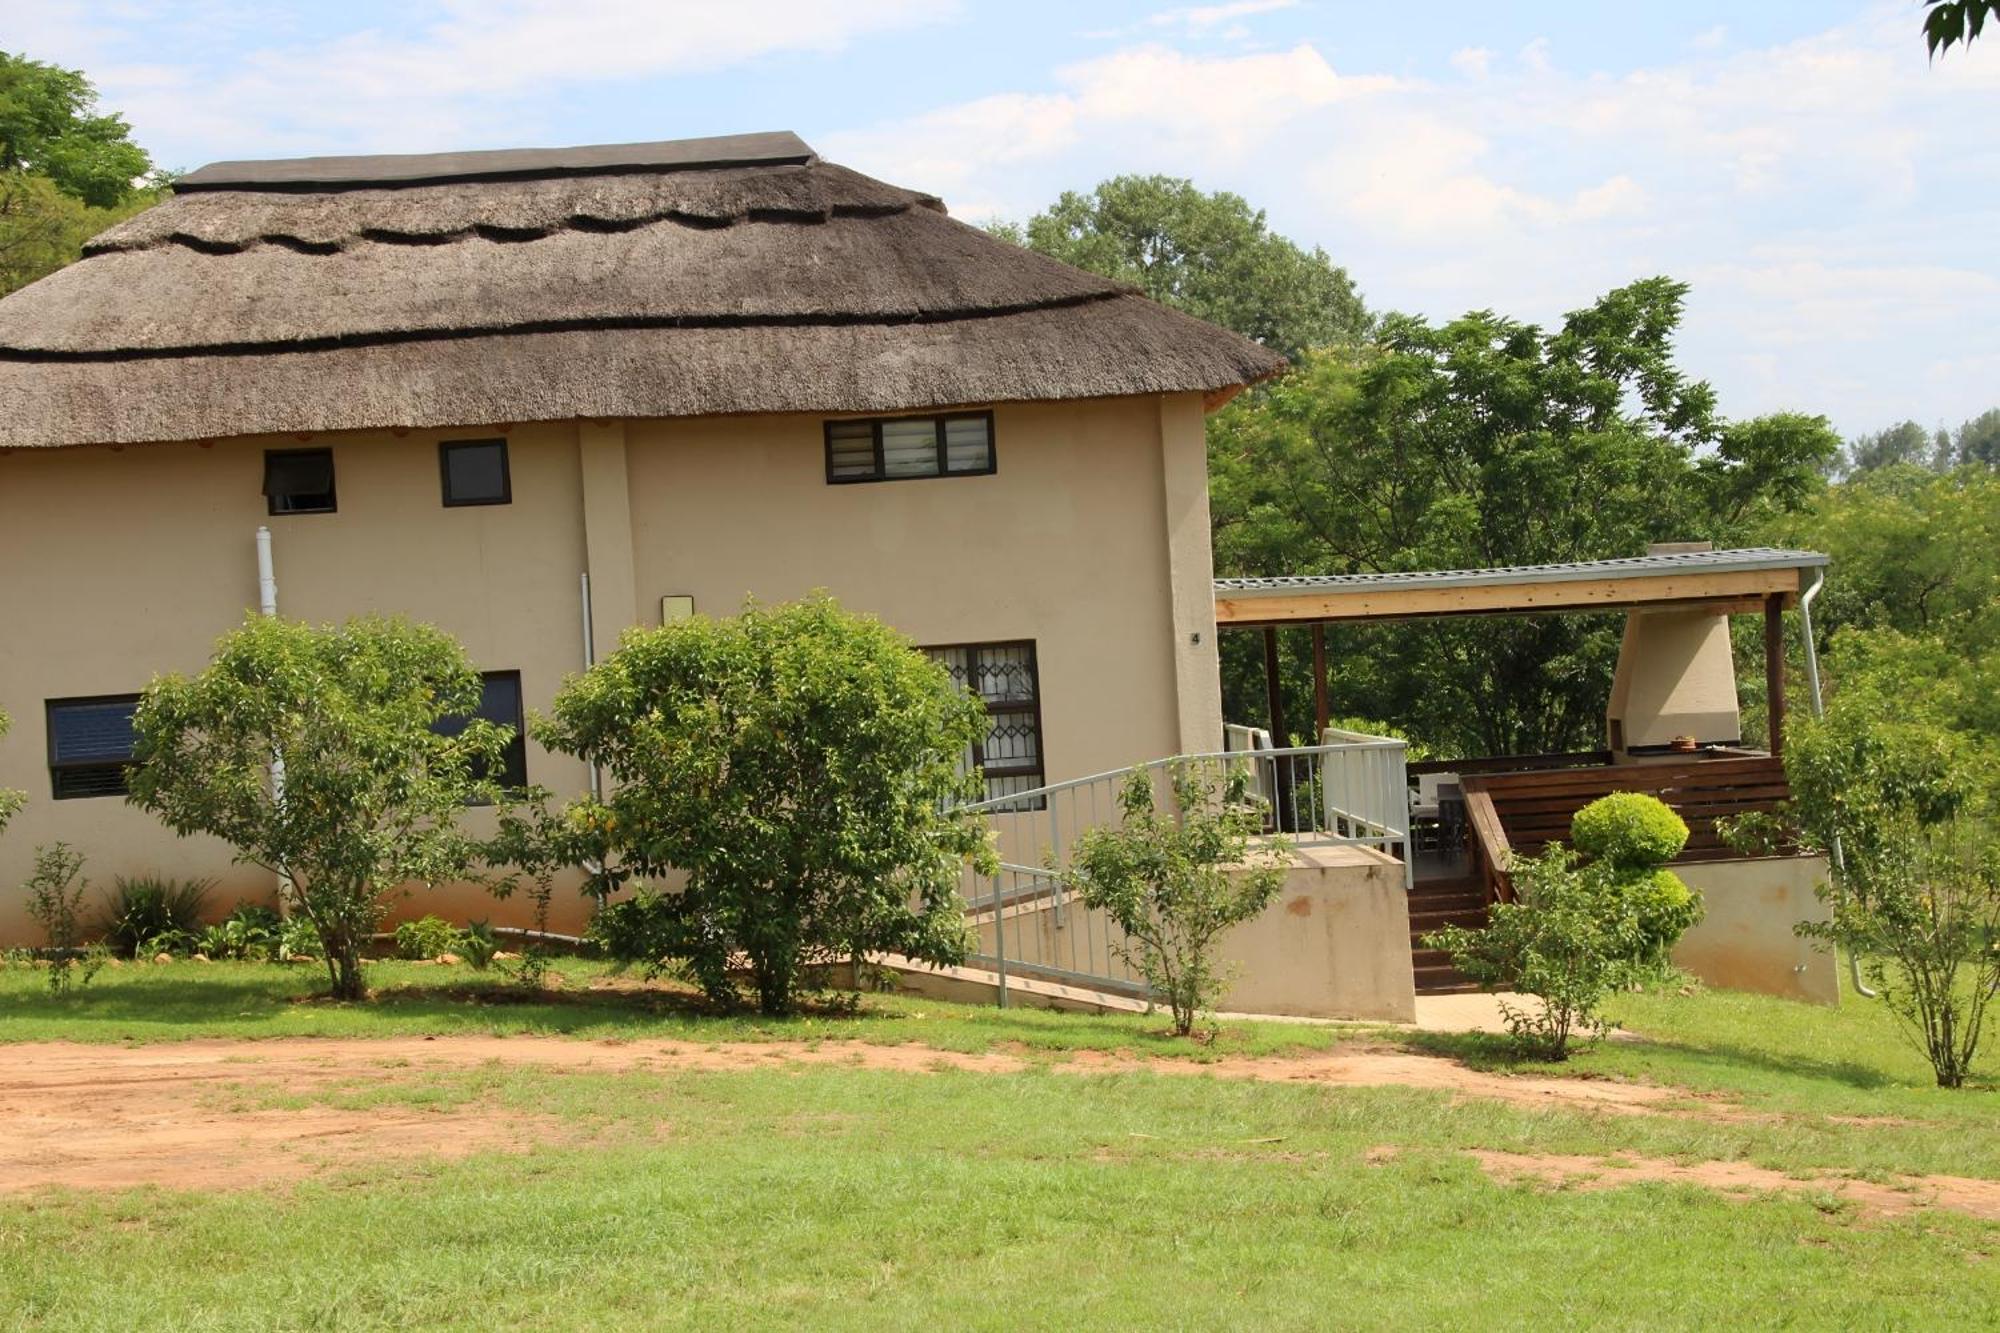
xmin=23 ymin=844 xmax=105 ymax=995
xmin=1427 ymin=792 xmax=1704 ymax=1059
xmin=275 ymin=914 xmax=322 ymax=962
xmin=1066 ymin=762 xmax=1288 ymax=1037
xmin=394 ymin=915 xmax=462 ymax=961
xmin=98 ymin=875 xmax=214 ymax=958
xmin=547 ymin=594 xmax=993 ymax=1015
xmin=1570 ymin=792 xmax=1689 ymax=866
xmin=461 ymin=919 xmax=499 ymax=970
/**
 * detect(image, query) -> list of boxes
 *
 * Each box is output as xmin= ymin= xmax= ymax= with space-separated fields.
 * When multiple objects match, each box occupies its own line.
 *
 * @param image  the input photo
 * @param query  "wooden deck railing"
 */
xmin=1462 ymin=755 xmax=1792 ymax=903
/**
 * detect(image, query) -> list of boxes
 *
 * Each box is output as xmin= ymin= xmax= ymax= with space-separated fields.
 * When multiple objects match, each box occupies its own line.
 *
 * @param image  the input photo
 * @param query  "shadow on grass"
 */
xmin=1400 ymin=1020 xmax=1906 ymax=1092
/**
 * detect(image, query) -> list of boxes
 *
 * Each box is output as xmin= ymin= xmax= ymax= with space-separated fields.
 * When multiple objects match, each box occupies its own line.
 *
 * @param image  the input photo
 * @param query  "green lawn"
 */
xmin=0 ymin=963 xmax=1995 ymax=1330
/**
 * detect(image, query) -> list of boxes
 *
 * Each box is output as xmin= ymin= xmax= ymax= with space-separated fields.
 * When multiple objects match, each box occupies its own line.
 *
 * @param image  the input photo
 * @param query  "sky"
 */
xmin=13 ymin=0 xmax=2000 ymax=438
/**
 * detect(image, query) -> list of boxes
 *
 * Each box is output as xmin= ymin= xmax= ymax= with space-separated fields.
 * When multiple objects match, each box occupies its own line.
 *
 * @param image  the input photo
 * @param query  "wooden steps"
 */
xmin=1407 ymin=876 xmax=1487 ymax=995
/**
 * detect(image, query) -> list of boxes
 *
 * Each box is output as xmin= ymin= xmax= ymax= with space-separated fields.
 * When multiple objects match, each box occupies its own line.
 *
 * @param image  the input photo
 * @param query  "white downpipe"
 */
xmin=1799 ymin=569 xmax=1872 ymax=998
xmin=580 ymin=572 xmax=602 ymax=802
xmin=256 ymin=528 xmax=294 ymax=918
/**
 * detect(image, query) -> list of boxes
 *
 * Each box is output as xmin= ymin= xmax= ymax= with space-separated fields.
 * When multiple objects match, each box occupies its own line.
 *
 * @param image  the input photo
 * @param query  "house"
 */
xmin=0 ymin=131 xmax=1283 ymax=942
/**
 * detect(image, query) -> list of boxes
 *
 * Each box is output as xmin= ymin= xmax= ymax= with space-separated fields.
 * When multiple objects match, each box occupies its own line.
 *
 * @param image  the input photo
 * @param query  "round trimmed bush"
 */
xmin=1571 ymin=792 xmax=1688 ymax=867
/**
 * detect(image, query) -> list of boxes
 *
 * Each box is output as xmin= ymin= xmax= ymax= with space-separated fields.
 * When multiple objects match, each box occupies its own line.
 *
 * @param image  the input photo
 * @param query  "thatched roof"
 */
xmin=0 ymin=131 xmax=1284 ymax=448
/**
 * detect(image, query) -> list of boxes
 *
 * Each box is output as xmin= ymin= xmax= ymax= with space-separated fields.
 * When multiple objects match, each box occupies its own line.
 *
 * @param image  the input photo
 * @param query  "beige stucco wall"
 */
xmin=1672 ymin=855 xmax=1838 ymax=1006
xmin=973 ymin=844 xmax=1415 ymax=1023
xmin=1607 ymin=608 xmax=1743 ymax=752
xmin=0 ymin=396 xmax=1215 ymax=944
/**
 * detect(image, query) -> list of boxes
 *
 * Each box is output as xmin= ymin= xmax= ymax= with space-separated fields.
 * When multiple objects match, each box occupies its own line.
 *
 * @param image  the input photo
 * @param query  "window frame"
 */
xmin=263 ymin=446 xmax=338 ymax=516
xmin=431 ymin=670 xmax=528 ymax=801
xmin=921 ymin=639 xmax=1045 ymax=804
xmin=824 ymin=410 xmax=996 ymax=485
xmin=438 ymin=438 xmax=513 ymax=508
xmin=45 ymin=693 xmax=142 ymax=801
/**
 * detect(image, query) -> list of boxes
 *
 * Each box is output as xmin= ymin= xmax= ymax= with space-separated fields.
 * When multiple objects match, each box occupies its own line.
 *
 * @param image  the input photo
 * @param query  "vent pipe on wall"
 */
xmin=255 ymin=527 xmax=294 ymax=917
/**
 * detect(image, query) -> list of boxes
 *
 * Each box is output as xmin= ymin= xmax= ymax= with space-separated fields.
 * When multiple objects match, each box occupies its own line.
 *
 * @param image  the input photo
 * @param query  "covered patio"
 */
xmin=1214 ymin=546 xmax=1835 ymax=997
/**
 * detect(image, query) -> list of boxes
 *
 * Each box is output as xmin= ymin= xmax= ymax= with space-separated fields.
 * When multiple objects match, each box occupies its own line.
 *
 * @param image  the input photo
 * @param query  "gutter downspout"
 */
xmin=256 ymin=527 xmax=294 ymax=919
xmin=1799 ymin=568 xmax=1873 ymax=998
xmin=581 ymin=572 xmax=602 ymax=802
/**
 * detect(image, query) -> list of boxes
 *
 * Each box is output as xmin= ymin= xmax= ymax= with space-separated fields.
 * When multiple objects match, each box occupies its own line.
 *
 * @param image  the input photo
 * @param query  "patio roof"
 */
xmin=1213 ymin=547 xmax=1830 ymax=626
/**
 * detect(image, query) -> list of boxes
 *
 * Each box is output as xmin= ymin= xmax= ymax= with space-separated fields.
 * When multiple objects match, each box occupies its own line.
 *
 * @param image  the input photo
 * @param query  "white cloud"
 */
xmin=1149 ymin=0 xmax=1298 ymax=30
xmin=51 ymin=0 xmax=957 ymax=158
xmin=1449 ymin=47 xmax=1492 ymax=79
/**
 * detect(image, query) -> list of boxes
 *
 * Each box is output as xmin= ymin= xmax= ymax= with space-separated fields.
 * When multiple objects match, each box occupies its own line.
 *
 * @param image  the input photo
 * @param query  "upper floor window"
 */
xmin=431 ymin=671 xmax=527 ymax=798
xmin=264 ymin=448 xmax=336 ymax=515
xmin=923 ymin=641 xmax=1043 ymax=806
xmin=825 ymin=412 xmax=994 ymax=484
xmin=440 ymin=438 xmax=511 ymax=507
xmin=47 ymin=695 xmax=140 ymax=800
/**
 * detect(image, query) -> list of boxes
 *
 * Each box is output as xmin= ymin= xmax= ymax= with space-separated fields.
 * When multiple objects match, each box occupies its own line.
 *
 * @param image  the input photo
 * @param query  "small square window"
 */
xmin=47 ymin=695 xmax=140 ymax=800
xmin=264 ymin=448 xmax=336 ymax=515
xmin=440 ymin=439 xmax=511 ymax=507
xmin=432 ymin=671 xmax=527 ymax=798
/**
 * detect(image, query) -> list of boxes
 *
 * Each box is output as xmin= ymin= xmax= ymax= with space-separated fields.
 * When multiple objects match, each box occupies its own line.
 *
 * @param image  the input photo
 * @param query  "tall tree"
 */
xmin=0 ymin=52 xmax=161 ymax=296
xmin=995 ymin=175 xmax=1368 ymax=359
xmin=1209 ymin=278 xmax=1840 ymax=757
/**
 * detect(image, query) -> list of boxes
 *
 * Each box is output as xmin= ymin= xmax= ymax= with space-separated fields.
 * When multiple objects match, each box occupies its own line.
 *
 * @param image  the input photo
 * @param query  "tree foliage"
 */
xmin=127 ymin=616 xmax=511 ymax=1001
xmin=1210 ymin=278 xmax=1840 ymax=756
xmin=0 ymin=705 xmax=22 ymax=838
xmin=1773 ymin=639 xmax=1999 ymax=1088
xmin=1429 ymin=793 xmax=1701 ymax=1060
xmin=995 ymin=174 xmax=1368 ymax=359
xmin=1924 ymin=1 xmax=1996 ymax=57
xmin=1065 ymin=761 xmax=1288 ymax=1036
xmin=0 ymin=52 xmax=162 ymax=297
xmin=542 ymin=595 xmax=993 ymax=1016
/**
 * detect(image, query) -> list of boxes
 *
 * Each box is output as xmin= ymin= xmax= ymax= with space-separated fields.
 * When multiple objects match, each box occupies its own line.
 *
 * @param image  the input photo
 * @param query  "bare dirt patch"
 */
xmin=0 ymin=1034 xmax=1829 ymax=1194
xmin=1472 ymin=1149 xmax=2000 ymax=1223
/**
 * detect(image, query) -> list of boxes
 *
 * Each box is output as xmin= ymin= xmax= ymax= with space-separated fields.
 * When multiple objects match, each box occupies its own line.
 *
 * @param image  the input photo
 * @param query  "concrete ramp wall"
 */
xmin=1672 ymin=855 xmax=1837 ymax=1006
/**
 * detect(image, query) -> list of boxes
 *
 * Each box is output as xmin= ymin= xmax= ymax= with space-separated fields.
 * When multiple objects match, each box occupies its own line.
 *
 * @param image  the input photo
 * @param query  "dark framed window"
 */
xmin=264 ymin=447 xmax=337 ymax=515
xmin=826 ymin=411 xmax=994 ymax=484
xmin=432 ymin=671 xmax=527 ymax=797
xmin=922 ymin=641 xmax=1044 ymax=806
xmin=46 ymin=695 xmax=140 ymax=800
xmin=440 ymin=438 xmax=511 ymax=507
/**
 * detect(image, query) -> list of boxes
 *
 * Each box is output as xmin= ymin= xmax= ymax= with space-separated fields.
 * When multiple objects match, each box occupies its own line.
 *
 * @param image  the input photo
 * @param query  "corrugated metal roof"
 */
xmin=1215 ymin=547 xmax=1829 ymax=597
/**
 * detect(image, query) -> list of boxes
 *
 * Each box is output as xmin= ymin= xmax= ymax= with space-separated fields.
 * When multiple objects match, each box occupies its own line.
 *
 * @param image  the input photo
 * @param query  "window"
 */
xmin=432 ymin=671 xmax=527 ymax=796
xmin=923 ymin=641 xmax=1044 ymax=805
xmin=264 ymin=448 xmax=336 ymax=515
xmin=440 ymin=438 xmax=511 ymax=507
xmin=46 ymin=695 xmax=140 ymax=800
xmin=825 ymin=412 xmax=994 ymax=483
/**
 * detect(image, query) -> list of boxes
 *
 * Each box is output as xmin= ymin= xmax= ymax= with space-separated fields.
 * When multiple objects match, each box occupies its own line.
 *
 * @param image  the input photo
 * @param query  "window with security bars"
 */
xmin=46 ymin=695 xmax=140 ymax=800
xmin=825 ymin=412 xmax=994 ymax=483
xmin=923 ymin=641 xmax=1044 ymax=807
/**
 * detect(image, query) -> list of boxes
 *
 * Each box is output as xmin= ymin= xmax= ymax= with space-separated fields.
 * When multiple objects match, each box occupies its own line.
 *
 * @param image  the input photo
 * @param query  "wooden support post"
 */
xmin=1262 ymin=625 xmax=1286 ymax=745
xmin=1311 ymin=623 xmax=1329 ymax=743
xmin=1764 ymin=593 xmax=1786 ymax=758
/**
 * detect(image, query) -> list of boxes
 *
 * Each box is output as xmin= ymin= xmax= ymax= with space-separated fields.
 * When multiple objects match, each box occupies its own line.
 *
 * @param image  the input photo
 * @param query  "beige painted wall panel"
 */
xmin=623 ymin=398 xmax=1192 ymax=786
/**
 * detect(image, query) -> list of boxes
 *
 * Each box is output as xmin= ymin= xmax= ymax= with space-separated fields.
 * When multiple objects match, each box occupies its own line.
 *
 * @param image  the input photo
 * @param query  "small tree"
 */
xmin=1776 ymin=679 xmax=1999 ymax=1088
xmin=23 ymin=843 xmax=104 ymax=994
xmin=1429 ymin=792 xmax=1702 ymax=1060
xmin=0 ymin=705 xmax=23 ymax=837
xmin=541 ymin=595 xmax=993 ymax=1015
xmin=127 ymin=616 xmax=510 ymax=1001
xmin=1066 ymin=762 xmax=1288 ymax=1036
